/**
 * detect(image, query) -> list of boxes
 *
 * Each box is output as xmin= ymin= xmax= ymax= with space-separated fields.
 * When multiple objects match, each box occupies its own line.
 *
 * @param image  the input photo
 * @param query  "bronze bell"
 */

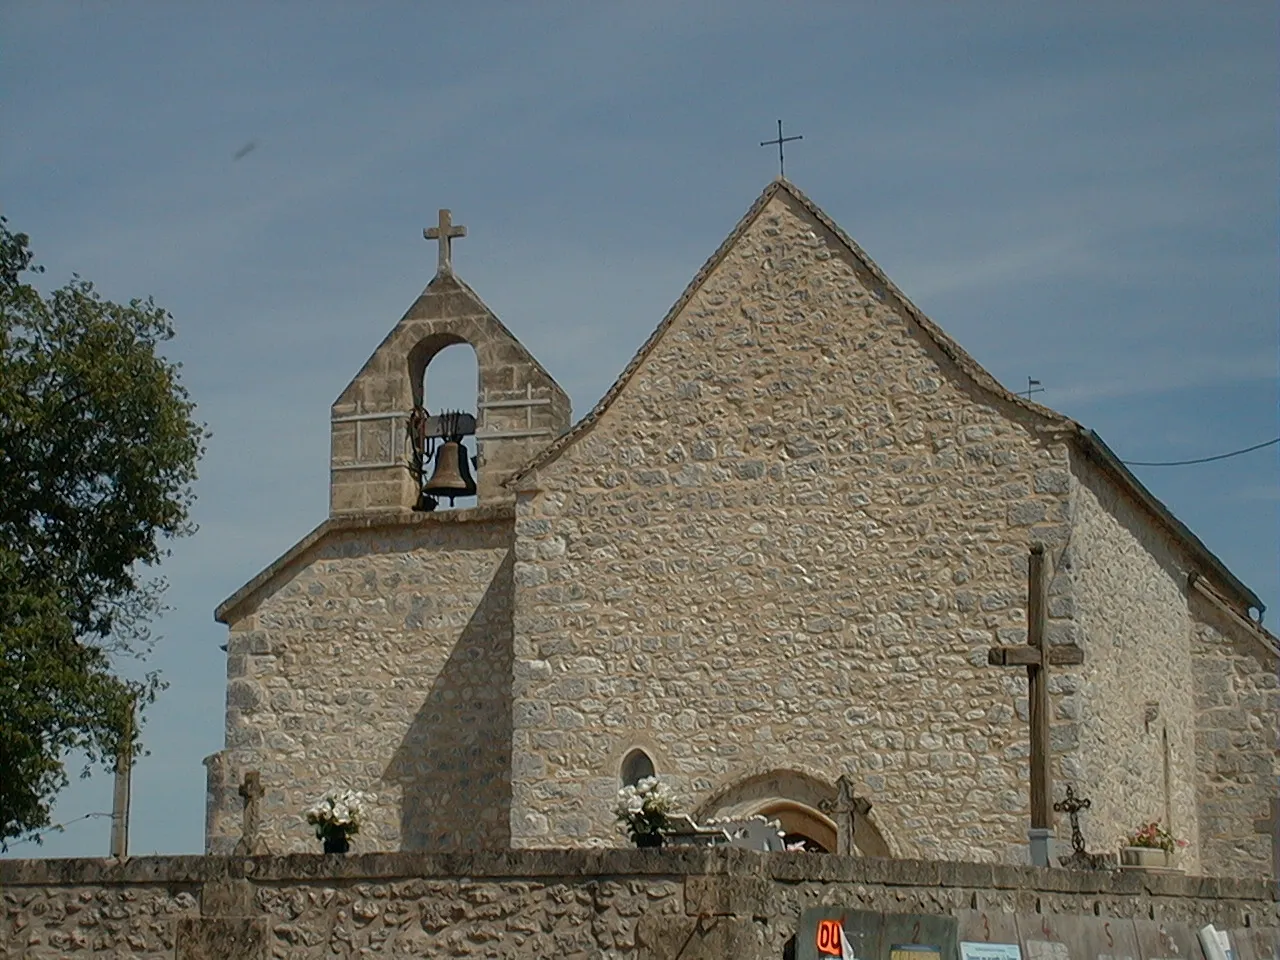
xmin=421 ymin=439 xmax=476 ymax=503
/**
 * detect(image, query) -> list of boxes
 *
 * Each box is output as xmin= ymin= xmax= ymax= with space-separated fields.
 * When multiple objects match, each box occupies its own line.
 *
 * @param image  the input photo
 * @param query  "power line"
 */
xmin=1121 ymin=437 xmax=1279 ymax=467
xmin=6 ymin=812 xmax=112 ymax=848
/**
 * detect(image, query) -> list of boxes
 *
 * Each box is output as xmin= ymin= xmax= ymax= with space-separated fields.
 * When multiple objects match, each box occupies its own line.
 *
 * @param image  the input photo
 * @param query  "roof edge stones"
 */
xmin=437 ymin=272 xmax=569 ymax=402
xmin=214 ymin=505 xmax=515 ymax=626
xmin=509 ymin=178 xmax=1067 ymax=483
xmin=331 ymin=271 xmax=569 ymax=412
xmin=506 ymin=177 xmax=1264 ymax=617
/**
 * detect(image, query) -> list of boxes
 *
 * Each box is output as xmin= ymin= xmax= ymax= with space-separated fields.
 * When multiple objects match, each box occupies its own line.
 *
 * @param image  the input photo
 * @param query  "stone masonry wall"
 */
xmin=207 ymin=510 xmax=515 ymax=855
xmin=509 ymin=191 xmax=1078 ymax=863
xmin=1190 ymin=594 xmax=1279 ymax=879
xmin=1067 ymin=456 xmax=1203 ymax=872
xmin=2 ymin=850 xmax=1275 ymax=960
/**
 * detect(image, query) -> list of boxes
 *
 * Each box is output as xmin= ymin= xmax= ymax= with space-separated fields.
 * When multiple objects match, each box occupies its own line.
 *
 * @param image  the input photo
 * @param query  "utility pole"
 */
xmin=109 ymin=699 xmax=135 ymax=859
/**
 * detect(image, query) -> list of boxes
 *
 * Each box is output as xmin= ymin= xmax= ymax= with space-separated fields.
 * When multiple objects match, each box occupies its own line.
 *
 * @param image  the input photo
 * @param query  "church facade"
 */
xmin=205 ymin=180 xmax=1277 ymax=878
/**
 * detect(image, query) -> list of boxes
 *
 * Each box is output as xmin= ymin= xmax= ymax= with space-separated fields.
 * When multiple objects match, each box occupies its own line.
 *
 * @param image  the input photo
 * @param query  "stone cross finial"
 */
xmin=1254 ymin=796 xmax=1280 ymax=879
xmin=424 ymin=208 xmax=467 ymax=277
xmin=820 ymin=775 xmax=872 ymax=855
xmin=233 ymin=770 xmax=268 ymax=856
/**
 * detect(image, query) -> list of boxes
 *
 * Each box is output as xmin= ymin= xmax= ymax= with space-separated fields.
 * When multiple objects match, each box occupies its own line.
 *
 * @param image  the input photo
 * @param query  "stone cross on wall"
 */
xmin=233 ymin=770 xmax=268 ymax=856
xmin=988 ymin=543 xmax=1085 ymax=867
xmin=819 ymin=775 xmax=872 ymax=855
xmin=1254 ymin=796 xmax=1280 ymax=879
xmin=424 ymin=208 xmax=466 ymax=277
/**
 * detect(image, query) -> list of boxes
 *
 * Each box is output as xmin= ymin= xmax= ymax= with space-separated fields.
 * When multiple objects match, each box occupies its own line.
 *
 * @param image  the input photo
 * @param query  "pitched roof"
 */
xmin=508 ymin=178 xmax=1265 ymax=617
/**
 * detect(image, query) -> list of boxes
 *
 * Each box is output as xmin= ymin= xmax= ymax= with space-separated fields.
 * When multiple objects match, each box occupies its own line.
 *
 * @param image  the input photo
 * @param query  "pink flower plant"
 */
xmin=1124 ymin=821 xmax=1188 ymax=854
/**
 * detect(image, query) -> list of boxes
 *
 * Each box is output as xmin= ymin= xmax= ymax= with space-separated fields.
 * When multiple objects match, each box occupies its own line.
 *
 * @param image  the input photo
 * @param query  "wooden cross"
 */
xmin=233 ymin=770 xmax=268 ymax=856
xmin=988 ymin=543 xmax=1084 ymax=864
xmin=423 ymin=208 xmax=466 ymax=277
xmin=820 ymin=774 xmax=872 ymax=855
xmin=1254 ymin=796 xmax=1280 ymax=880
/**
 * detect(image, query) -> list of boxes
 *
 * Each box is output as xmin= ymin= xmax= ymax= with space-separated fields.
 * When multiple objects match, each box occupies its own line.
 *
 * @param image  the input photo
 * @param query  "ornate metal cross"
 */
xmin=1054 ymin=785 xmax=1090 ymax=857
xmin=1053 ymin=784 xmax=1109 ymax=870
xmin=760 ymin=120 xmax=803 ymax=179
xmin=424 ymin=208 xmax=467 ymax=277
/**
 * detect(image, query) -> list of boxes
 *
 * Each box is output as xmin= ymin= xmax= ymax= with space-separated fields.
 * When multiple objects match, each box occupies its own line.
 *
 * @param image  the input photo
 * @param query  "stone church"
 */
xmin=205 ymin=179 xmax=1277 ymax=879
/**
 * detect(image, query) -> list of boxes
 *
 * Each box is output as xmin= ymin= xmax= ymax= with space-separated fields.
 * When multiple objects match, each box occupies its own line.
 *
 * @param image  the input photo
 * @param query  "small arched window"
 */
xmin=620 ymin=749 xmax=655 ymax=787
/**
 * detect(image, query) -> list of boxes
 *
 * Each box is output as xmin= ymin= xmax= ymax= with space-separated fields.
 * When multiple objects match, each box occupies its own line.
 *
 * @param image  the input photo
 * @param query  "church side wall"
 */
xmin=206 ymin=512 xmax=515 ymax=855
xmin=1067 ymin=456 xmax=1202 ymax=873
xmin=1190 ymin=596 xmax=1278 ymax=879
xmin=509 ymin=193 xmax=1076 ymax=864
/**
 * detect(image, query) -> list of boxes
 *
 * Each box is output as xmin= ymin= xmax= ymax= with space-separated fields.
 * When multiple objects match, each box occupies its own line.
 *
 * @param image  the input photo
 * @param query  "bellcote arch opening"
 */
xmin=409 ymin=335 xmax=479 ymax=511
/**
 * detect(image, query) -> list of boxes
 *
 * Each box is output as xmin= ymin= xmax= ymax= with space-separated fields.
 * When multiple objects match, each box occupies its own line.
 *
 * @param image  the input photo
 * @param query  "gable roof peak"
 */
xmin=506 ymin=182 xmax=1264 ymax=617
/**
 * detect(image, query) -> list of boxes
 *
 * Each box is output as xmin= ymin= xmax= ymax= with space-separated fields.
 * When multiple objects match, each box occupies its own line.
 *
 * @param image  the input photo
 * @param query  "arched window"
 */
xmin=620 ymin=749 xmax=655 ymax=787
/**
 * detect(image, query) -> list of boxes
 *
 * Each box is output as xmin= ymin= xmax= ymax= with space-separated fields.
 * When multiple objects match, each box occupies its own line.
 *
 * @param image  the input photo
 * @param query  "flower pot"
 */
xmin=1119 ymin=846 xmax=1179 ymax=872
xmin=323 ymin=834 xmax=351 ymax=855
xmin=634 ymin=834 xmax=664 ymax=849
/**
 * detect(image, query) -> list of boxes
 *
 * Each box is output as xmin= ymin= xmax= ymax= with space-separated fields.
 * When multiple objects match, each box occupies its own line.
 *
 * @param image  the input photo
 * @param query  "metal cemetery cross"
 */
xmin=988 ymin=543 xmax=1085 ymax=866
xmin=424 ymin=208 xmax=466 ymax=277
xmin=1054 ymin=784 xmax=1109 ymax=870
xmin=760 ymin=119 xmax=803 ymax=178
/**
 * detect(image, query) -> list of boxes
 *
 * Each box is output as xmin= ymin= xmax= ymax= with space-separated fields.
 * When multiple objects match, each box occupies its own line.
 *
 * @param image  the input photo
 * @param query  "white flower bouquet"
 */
xmin=614 ymin=776 xmax=674 ymax=846
xmin=305 ymin=789 xmax=370 ymax=851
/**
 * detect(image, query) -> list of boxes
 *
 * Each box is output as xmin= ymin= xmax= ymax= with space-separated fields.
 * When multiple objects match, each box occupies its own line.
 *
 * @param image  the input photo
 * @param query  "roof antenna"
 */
xmin=760 ymin=120 xmax=803 ymax=179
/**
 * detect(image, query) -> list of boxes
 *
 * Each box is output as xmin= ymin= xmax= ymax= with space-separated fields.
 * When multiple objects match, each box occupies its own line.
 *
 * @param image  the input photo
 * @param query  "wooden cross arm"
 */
xmin=987 ymin=644 xmax=1084 ymax=667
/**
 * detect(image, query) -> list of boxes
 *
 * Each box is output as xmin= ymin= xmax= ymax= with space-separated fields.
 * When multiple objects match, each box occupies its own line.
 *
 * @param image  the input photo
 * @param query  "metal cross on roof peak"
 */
xmin=760 ymin=119 xmax=803 ymax=179
xmin=424 ymin=208 xmax=466 ymax=277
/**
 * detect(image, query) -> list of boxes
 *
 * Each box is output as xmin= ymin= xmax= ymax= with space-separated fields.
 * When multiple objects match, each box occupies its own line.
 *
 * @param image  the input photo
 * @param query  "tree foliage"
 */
xmin=0 ymin=218 xmax=205 ymax=846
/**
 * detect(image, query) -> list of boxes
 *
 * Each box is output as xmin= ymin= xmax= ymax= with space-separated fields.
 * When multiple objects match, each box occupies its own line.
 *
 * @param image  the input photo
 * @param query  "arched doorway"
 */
xmin=694 ymin=769 xmax=893 ymax=857
xmin=753 ymin=800 xmax=836 ymax=852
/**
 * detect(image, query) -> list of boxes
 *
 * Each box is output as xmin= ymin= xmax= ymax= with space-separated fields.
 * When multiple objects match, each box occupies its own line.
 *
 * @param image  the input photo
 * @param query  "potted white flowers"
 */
xmin=305 ymin=789 xmax=370 ymax=854
xmin=615 ymin=776 xmax=674 ymax=848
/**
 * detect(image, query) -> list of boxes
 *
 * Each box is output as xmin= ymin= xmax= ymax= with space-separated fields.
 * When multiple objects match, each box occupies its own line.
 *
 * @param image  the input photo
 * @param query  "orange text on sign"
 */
xmin=816 ymin=919 xmax=843 ymax=956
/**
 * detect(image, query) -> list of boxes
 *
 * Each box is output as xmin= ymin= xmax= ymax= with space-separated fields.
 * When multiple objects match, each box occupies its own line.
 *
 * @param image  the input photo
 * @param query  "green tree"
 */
xmin=0 ymin=218 xmax=205 ymax=846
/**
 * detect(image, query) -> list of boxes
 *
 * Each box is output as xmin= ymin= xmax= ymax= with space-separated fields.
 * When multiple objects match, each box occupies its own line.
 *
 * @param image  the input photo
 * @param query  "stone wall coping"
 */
xmin=2 ymin=849 xmax=1273 ymax=903
xmin=214 ymin=504 xmax=515 ymax=624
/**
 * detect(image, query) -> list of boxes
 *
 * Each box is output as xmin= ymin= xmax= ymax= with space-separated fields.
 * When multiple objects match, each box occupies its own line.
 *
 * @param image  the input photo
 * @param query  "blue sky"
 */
xmin=2 ymin=3 xmax=1275 ymax=857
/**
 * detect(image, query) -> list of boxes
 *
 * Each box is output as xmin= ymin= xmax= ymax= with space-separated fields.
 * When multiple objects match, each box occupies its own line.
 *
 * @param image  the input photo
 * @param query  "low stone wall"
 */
xmin=2 ymin=849 xmax=1275 ymax=959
